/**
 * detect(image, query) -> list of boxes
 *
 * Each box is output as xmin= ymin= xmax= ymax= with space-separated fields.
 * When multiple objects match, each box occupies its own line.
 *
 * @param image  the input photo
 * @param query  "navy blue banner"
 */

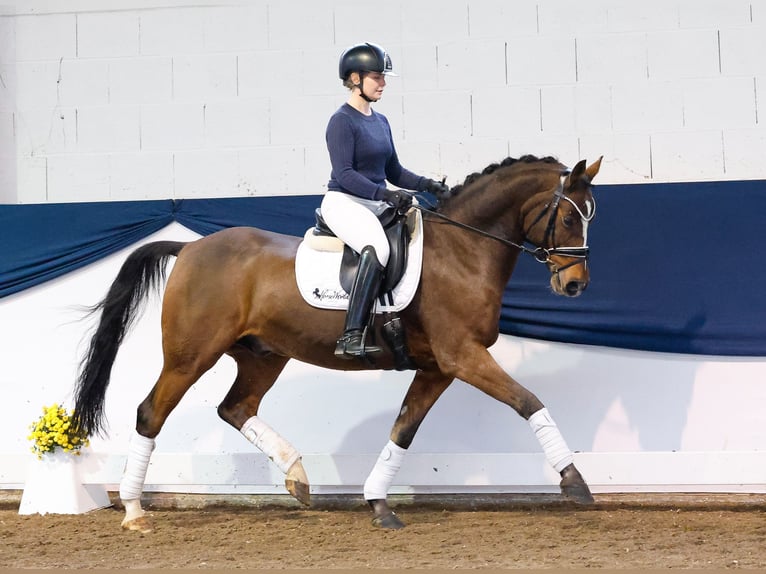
xmin=1 ymin=181 xmax=764 ymax=357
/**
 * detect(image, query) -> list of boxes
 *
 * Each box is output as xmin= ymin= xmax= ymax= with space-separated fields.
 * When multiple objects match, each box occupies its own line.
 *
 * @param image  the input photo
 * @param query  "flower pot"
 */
xmin=18 ymin=450 xmax=111 ymax=515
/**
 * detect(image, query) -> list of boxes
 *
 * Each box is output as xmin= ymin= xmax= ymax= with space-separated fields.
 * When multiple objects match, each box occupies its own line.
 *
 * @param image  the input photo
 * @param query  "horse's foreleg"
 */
xmin=217 ymin=351 xmax=311 ymax=505
xmin=365 ymin=370 xmax=453 ymax=529
xmin=452 ymin=346 xmax=594 ymax=504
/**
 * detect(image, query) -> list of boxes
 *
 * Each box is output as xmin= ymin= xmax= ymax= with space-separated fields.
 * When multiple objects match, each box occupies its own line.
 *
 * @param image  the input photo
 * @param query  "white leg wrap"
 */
xmin=241 ymin=416 xmax=301 ymax=474
xmin=363 ymin=440 xmax=406 ymax=501
xmin=119 ymin=430 xmax=156 ymax=502
xmin=528 ymin=408 xmax=574 ymax=473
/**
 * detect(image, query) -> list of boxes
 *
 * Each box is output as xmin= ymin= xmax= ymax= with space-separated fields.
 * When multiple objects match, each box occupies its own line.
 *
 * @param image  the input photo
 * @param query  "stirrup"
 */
xmin=334 ymin=330 xmax=382 ymax=359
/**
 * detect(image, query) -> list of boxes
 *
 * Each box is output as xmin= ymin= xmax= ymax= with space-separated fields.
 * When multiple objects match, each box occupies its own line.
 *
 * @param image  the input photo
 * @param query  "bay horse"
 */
xmin=73 ymin=154 xmax=602 ymax=532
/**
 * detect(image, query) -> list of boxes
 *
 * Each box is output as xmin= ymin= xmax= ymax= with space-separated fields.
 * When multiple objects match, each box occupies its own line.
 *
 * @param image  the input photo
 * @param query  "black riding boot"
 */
xmin=335 ymin=245 xmax=384 ymax=359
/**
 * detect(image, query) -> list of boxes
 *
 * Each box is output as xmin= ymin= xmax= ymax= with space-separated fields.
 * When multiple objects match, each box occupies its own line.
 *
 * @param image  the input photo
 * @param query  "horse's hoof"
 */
xmin=368 ymin=498 xmax=405 ymax=529
xmin=121 ymin=515 xmax=153 ymax=533
xmin=559 ymin=463 xmax=595 ymax=504
xmin=285 ymin=478 xmax=311 ymax=506
xmin=372 ymin=511 xmax=405 ymax=530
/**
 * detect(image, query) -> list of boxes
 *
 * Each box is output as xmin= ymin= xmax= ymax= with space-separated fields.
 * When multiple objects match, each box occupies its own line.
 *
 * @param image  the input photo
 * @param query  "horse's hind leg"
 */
xmin=365 ymin=369 xmax=454 ymax=529
xmin=216 ymin=347 xmax=310 ymax=505
xmin=120 ymin=366 xmax=206 ymax=532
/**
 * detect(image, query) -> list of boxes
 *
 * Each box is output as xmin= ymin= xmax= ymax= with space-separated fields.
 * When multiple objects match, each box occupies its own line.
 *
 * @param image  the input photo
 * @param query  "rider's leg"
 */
xmin=334 ymin=245 xmax=385 ymax=358
xmin=320 ymin=192 xmax=390 ymax=359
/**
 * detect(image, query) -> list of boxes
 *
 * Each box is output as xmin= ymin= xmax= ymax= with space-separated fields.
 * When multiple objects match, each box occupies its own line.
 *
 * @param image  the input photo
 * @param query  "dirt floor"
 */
xmin=1 ymin=492 xmax=766 ymax=570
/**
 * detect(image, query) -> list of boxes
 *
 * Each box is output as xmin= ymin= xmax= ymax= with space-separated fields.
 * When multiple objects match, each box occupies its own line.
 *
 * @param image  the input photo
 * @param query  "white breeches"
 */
xmin=321 ymin=191 xmax=390 ymax=266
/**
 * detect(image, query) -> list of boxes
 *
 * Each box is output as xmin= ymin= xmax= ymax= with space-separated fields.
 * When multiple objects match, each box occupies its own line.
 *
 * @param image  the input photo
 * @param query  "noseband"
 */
xmin=417 ymin=171 xmax=596 ymax=271
xmin=523 ymin=172 xmax=596 ymax=272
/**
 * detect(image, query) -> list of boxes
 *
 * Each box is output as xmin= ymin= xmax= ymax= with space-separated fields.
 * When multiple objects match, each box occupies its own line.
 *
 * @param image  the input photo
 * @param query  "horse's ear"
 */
xmin=585 ymin=156 xmax=603 ymax=182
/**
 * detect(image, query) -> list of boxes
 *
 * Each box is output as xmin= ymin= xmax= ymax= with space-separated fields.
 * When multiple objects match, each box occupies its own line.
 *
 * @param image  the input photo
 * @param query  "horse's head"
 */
xmin=521 ymin=157 xmax=602 ymax=297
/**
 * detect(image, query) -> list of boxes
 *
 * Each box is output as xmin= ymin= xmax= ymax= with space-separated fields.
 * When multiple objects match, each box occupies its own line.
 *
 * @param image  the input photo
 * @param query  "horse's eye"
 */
xmin=562 ymin=214 xmax=575 ymax=227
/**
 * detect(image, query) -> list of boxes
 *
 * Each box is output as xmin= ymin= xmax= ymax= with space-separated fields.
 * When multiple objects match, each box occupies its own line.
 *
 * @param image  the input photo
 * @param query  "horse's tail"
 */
xmin=73 ymin=240 xmax=187 ymax=437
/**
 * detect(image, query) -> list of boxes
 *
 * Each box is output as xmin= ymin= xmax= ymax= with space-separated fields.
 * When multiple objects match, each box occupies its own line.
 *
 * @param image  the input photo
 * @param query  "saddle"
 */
xmin=308 ymin=206 xmax=412 ymax=299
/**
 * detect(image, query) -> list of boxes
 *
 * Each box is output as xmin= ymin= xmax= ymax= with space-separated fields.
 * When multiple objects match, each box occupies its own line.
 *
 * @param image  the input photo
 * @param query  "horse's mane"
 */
xmin=444 ymin=154 xmax=561 ymax=201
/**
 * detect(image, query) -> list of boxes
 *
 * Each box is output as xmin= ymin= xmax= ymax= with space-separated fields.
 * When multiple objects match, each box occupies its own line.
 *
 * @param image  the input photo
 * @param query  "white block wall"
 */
xmin=1 ymin=0 xmax=765 ymax=204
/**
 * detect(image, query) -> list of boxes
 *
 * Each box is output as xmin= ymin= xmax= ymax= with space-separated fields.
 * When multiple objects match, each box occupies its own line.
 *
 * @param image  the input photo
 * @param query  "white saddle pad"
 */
xmin=295 ymin=210 xmax=423 ymax=312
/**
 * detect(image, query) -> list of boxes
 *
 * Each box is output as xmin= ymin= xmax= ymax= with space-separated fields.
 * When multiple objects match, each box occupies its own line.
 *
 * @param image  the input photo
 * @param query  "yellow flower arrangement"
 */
xmin=27 ymin=404 xmax=90 ymax=459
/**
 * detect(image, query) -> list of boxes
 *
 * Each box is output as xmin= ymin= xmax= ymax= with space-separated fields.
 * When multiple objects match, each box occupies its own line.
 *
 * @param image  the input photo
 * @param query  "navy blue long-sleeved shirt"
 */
xmin=326 ymin=103 xmax=425 ymax=200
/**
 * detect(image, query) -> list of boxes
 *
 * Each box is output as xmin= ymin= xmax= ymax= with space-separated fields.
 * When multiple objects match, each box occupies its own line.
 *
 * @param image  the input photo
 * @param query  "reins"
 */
xmin=412 ymin=172 xmax=594 ymax=270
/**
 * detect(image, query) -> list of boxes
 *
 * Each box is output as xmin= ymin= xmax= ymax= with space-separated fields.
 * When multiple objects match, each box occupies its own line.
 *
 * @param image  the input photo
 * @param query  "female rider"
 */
xmin=322 ymin=42 xmax=448 ymax=359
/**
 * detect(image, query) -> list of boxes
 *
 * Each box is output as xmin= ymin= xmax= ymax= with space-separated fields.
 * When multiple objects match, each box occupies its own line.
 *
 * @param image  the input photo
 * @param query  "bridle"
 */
xmin=415 ymin=171 xmax=596 ymax=272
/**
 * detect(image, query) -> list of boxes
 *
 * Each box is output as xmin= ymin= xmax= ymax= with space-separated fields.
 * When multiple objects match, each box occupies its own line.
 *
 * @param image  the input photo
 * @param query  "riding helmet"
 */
xmin=339 ymin=42 xmax=397 ymax=80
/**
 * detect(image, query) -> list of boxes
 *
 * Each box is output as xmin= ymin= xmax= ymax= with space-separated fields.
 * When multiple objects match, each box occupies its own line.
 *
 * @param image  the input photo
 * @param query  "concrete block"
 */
xmin=468 ymin=0 xmax=538 ymax=37
xmin=402 ymin=1 xmax=468 ymax=44
xmin=109 ymin=57 xmax=172 ymax=105
xmin=650 ymin=130 xmax=725 ymax=182
xmin=507 ymin=35 xmax=576 ymax=85
xmin=334 ymin=4 xmax=402 ymax=47
xmin=172 ymin=54 xmax=237 ymax=102
xmin=15 ymin=107 xmax=76 ymax=156
xmin=679 ymin=0 xmax=752 ymax=28
xmin=472 ymin=87 xmax=540 ymax=138
xmin=204 ymin=5 xmax=269 ymax=52
xmin=141 ymin=103 xmax=204 ymax=151
xmin=573 ymin=84 xmax=613 ymax=135
xmin=537 ymin=0 xmax=609 ymax=35
xmin=303 ymin=47 xmax=349 ymax=97
xmin=723 ymin=128 xmax=766 ymax=179
xmin=576 ymin=33 xmax=647 ymax=84
xmin=76 ymin=11 xmax=139 ymax=58
xmin=270 ymin=95 xmax=337 ymax=146
xmin=58 ymin=59 xmax=109 ymax=106
xmin=543 ymin=84 xmax=616 ymax=136
xmin=403 ymin=91 xmax=471 ymax=143
xmin=110 ymin=152 xmax=174 ymax=200
xmin=139 ymin=8 xmax=205 ymax=56
xmin=606 ymin=0 xmax=679 ymax=32
xmin=204 ymin=99 xmax=270 ymax=148
xmin=14 ymin=14 xmax=76 ymax=61
xmin=438 ymin=40 xmax=506 ymax=90
xmin=76 ymin=105 xmax=140 ymax=153
xmin=238 ymin=146 xmax=307 ymax=196
xmin=266 ymin=1 xmax=335 ymax=49
xmin=173 ymin=149 xmax=239 ymax=198
xmin=47 ymin=154 xmax=110 ymax=203
xmin=15 ymin=156 xmax=47 ymax=203
xmin=611 ymin=81 xmax=683 ymax=131
xmin=437 ymin=138 xmax=510 ymax=186
xmin=399 ymin=44 xmax=439 ymax=92
xmin=647 ymin=30 xmax=720 ymax=80
xmin=389 ymin=139 xmax=441 ymax=182
xmin=578 ymin=133 xmax=652 ymax=184
xmin=720 ymin=27 xmax=766 ymax=76
xmin=682 ymin=78 xmax=756 ymax=129
xmin=0 ymin=64 xmax=17 ymax=112
xmin=304 ymin=143 xmax=331 ymax=194
xmin=507 ymin=134 xmax=580 ymax=164
xmin=239 ymin=50 xmax=303 ymax=98
xmin=13 ymin=61 xmax=60 ymax=109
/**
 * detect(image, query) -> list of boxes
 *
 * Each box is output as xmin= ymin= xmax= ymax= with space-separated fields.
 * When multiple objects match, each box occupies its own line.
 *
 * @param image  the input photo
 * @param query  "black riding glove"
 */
xmin=423 ymin=178 xmax=450 ymax=197
xmin=381 ymin=188 xmax=413 ymax=211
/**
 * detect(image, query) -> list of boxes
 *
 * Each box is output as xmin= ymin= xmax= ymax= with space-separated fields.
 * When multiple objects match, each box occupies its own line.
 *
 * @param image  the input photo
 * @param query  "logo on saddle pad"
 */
xmin=295 ymin=209 xmax=423 ymax=312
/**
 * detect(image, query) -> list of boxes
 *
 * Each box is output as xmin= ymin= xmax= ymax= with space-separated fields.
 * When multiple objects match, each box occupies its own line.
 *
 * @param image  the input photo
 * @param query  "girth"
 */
xmin=313 ymin=207 xmax=410 ymax=296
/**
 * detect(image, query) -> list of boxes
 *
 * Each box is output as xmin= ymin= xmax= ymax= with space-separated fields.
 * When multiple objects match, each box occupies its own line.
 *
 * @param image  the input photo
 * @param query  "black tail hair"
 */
xmin=72 ymin=241 xmax=186 ymax=437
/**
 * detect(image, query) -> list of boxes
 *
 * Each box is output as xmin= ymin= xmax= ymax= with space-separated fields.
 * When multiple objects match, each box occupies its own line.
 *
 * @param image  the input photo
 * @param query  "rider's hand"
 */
xmin=382 ymin=188 xmax=413 ymax=211
xmin=424 ymin=178 xmax=450 ymax=197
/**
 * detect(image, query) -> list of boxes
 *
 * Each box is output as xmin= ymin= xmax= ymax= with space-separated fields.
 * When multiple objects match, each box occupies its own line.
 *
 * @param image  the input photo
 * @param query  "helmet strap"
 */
xmin=354 ymin=72 xmax=375 ymax=103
